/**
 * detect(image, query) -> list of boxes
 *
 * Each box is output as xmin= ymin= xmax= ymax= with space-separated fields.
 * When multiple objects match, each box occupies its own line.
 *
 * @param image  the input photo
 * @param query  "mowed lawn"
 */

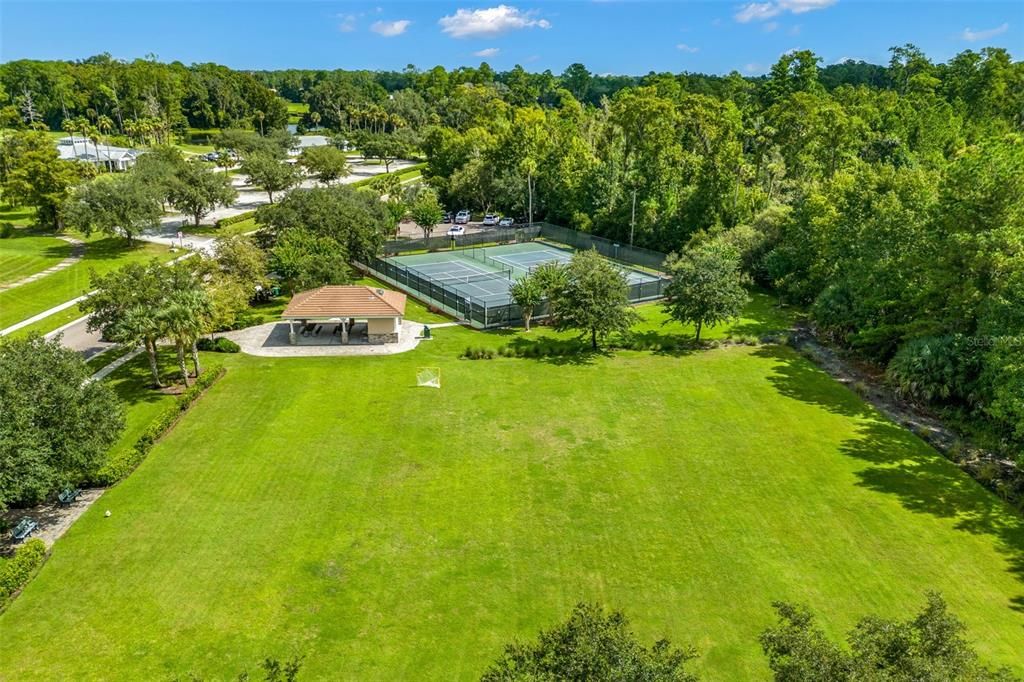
xmin=0 ymin=230 xmax=71 ymax=285
xmin=0 ymin=235 xmax=173 ymax=332
xmin=1 ymin=305 xmax=1022 ymax=680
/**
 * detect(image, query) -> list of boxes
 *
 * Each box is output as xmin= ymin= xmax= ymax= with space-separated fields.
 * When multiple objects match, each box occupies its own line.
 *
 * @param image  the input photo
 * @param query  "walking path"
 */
xmin=0 ymin=291 xmax=93 ymax=337
xmin=1 ymin=489 xmax=104 ymax=550
xmin=89 ymin=346 xmax=144 ymax=382
xmin=0 ymin=236 xmax=85 ymax=292
xmin=0 ymin=251 xmax=196 ymax=340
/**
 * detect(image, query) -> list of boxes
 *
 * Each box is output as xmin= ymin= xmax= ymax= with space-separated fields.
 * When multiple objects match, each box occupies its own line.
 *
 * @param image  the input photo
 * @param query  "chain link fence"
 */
xmin=372 ymin=222 xmax=670 ymax=328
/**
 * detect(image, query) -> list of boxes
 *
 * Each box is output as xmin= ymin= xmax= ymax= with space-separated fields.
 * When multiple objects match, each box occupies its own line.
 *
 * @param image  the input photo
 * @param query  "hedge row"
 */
xmin=196 ymin=337 xmax=241 ymax=353
xmin=92 ymin=366 xmax=228 ymax=485
xmin=350 ymin=162 xmax=427 ymax=189
xmin=0 ymin=539 xmax=47 ymax=607
xmin=214 ymin=211 xmax=256 ymax=229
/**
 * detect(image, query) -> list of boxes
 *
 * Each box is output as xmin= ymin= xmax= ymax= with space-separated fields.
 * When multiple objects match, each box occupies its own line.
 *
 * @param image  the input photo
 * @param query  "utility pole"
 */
xmin=630 ymin=188 xmax=637 ymax=246
xmin=528 ymin=171 xmax=534 ymax=225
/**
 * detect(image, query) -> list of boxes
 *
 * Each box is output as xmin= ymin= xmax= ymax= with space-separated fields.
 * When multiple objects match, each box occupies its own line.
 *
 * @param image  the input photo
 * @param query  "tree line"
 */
xmin=3 ymin=45 xmax=1022 ymax=458
xmin=0 ymin=54 xmax=287 ymax=140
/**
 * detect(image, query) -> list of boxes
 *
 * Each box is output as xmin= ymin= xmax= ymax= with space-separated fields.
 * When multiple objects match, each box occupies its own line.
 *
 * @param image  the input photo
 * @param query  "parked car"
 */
xmin=447 ymin=225 xmax=466 ymax=236
xmin=441 ymin=211 xmax=454 ymax=223
xmin=455 ymin=210 xmax=471 ymax=224
xmin=200 ymin=152 xmax=218 ymax=162
xmin=482 ymin=213 xmax=498 ymax=226
xmin=498 ymin=216 xmax=514 ymax=227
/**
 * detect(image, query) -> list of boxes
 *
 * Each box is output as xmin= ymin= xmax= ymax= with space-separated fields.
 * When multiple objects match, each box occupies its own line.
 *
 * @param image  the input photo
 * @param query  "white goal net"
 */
xmin=416 ymin=367 xmax=441 ymax=389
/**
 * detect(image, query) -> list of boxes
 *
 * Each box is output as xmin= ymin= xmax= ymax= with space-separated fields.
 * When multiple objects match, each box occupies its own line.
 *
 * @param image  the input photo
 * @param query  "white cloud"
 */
xmin=780 ymin=0 xmax=836 ymax=14
xmin=744 ymin=63 xmax=765 ymax=74
xmin=676 ymin=43 xmax=699 ymax=53
xmin=337 ymin=13 xmax=357 ymax=32
xmin=371 ymin=19 xmax=411 ymax=37
xmin=961 ymin=23 xmax=1009 ymax=42
xmin=735 ymin=2 xmax=781 ymax=23
xmin=439 ymin=5 xmax=551 ymax=38
xmin=474 ymin=47 xmax=501 ymax=57
xmin=735 ymin=0 xmax=835 ymax=23
xmin=763 ymin=21 xmax=779 ymax=32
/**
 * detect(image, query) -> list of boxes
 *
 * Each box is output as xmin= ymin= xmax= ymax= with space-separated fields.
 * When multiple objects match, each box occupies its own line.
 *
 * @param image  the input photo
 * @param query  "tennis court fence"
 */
xmin=383 ymin=222 xmax=668 ymax=273
xmin=365 ymin=253 xmax=668 ymax=329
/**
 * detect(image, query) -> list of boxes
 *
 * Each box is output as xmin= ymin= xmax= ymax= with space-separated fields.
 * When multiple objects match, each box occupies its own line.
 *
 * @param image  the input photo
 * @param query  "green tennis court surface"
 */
xmin=389 ymin=242 xmax=661 ymax=306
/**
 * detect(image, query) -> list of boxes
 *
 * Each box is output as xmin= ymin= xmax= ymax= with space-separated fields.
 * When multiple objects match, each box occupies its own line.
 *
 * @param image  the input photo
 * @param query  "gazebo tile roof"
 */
xmin=281 ymin=285 xmax=407 ymax=319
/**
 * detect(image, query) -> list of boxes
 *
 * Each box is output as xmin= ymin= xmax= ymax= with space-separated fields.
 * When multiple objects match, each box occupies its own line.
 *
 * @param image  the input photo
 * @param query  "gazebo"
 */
xmin=281 ymin=285 xmax=407 ymax=345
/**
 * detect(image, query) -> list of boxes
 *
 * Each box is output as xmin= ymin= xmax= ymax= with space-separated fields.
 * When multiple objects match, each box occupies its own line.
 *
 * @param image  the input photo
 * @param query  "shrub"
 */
xmin=461 ymin=346 xmax=495 ymax=360
xmin=886 ymin=335 xmax=979 ymax=405
xmin=0 ymin=539 xmax=47 ymax=605
xmin=92 ymin=367 xmax=227 ymax=485
xmin=214 ymin=337 xmax=240 ymax=353
xmin=979 ymin=340 xmax=1024 ymax=447
xmin=214 ymin=211 xmax=257 ymax=229
xmin=0 ymin=222 xmax=14 ymax=238
xmin=196 ymin=337 xmax=241 ymax=353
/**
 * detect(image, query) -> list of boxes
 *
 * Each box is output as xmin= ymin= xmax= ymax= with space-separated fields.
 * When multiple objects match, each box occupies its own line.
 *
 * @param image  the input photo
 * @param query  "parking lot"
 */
xmin=394 ymin=217 xmax=522 ymax=239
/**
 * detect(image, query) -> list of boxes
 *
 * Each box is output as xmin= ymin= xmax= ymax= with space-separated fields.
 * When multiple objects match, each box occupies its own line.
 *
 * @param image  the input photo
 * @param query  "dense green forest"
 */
xmin=2 ymin=46 xmax=1023 ymax=463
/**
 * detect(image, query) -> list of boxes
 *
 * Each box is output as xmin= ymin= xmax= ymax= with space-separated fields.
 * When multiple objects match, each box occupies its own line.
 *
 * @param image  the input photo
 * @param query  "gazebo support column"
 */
xmin=288 ymin=319 xmax=297 ymax=345
xmin=341 ymin=319 xmax=349 ymax=344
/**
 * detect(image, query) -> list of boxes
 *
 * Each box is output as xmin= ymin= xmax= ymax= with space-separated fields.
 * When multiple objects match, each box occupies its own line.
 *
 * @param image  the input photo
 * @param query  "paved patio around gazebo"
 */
xmin=222 ymin=319 xmax=426 ymax=357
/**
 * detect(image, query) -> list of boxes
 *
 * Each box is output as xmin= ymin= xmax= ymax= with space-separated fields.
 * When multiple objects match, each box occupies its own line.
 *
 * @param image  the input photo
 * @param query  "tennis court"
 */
xmin=387 ymin=251 xmax=513 ymax=303
xmin=466 ymin=242 xmax=660 ymax=285
xmin=378 ymin=239 xmax=668 ymax=326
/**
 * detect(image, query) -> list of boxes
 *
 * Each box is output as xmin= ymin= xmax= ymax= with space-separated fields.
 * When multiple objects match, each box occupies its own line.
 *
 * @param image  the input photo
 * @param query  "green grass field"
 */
xmin=0 ymin=235 xmax=174 ymax=332
xmin=0 ymin=230 xmax=72 ymax=285
xmin=0 ymin=202 xmax=36 ymax=227
xmin=0 ymin=299 xmax=1021 ymax=680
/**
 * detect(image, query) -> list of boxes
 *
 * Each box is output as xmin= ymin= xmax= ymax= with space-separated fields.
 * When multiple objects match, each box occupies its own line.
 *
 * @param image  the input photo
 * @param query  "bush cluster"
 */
xmin=196 ymin=337 xmax=241 ymax=353
xmin=214 ymin=211 xmax=256 ymax=229
xmin=92 ymin=367 xmax=227 ymax=485
xmin=461 ymin=346 xmax=495 ymax=360
xmin=0 ymin=539 xmax=46 ymax=605
xmin=0 ymin=222 xmax=14 ymax=238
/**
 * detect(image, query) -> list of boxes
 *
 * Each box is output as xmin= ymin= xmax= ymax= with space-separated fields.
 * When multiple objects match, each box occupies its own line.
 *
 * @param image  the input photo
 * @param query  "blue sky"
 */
xmin=1 ymin=1 xmax=1020 ymax=75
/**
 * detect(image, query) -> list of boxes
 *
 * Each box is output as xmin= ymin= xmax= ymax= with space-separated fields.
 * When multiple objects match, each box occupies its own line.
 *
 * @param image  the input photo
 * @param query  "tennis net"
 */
xmin=433 ymin=271 xmax=511 ymax=285
xmin=465 ymin=248 xmax=525 ymax=277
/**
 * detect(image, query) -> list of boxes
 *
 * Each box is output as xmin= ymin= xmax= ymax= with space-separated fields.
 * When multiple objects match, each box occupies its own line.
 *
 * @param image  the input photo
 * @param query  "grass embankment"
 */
xmin=0 ymin=230 xmax=72 ymax=285
xmin=0 ymin=299 xmax=1021 ymax=679
xmin=0 ymin=202 xmax=36 ymax=227
xmin=0 ymin=235 xmax=174 ymax=334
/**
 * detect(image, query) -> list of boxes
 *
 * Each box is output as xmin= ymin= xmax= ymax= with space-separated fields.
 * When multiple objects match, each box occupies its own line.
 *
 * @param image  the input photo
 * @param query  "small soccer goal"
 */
xmin=416 ymin=367 xmax=441 ymax=388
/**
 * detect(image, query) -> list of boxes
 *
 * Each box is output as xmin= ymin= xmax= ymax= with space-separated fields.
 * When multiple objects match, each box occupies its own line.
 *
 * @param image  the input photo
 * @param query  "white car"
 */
xmin=447 ymin=225 xmax=466 ymax=236
xmin=482 ymin=213 xmax=498 ymax=226
xmin=455 ymin=210 xmax=471 ymax=224
xmin=498 ymin=216 xmax=514 ymax=227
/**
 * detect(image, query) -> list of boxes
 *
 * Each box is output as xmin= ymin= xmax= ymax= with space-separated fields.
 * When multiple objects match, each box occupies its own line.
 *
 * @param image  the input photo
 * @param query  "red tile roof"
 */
xmin=281 ymin=285 xmax=406 ymax=319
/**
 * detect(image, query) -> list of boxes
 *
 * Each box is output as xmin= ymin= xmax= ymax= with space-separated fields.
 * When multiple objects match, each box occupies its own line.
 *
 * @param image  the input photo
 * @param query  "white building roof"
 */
xmin=57 ymin=137 xmax=141 ymax=163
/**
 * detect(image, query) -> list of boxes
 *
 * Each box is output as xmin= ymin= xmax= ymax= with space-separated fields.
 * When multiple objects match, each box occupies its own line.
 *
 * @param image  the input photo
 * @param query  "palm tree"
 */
xmin=115 ymin=305 xmax=165 ymax=388
xmin=158 ymin=289 xmax=209 ymax=387
xmin=255 ymin=110 xmax=266 ymax=136
xmin=309 ymin=111 xmax=321 ymax=131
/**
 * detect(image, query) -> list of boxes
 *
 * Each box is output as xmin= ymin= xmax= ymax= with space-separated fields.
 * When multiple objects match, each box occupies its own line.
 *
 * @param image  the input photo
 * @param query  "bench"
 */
xmin=11 ymin=517 xmax=37 ymax=543
xmin=58 ymin=487 xmax=82 ymax=507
